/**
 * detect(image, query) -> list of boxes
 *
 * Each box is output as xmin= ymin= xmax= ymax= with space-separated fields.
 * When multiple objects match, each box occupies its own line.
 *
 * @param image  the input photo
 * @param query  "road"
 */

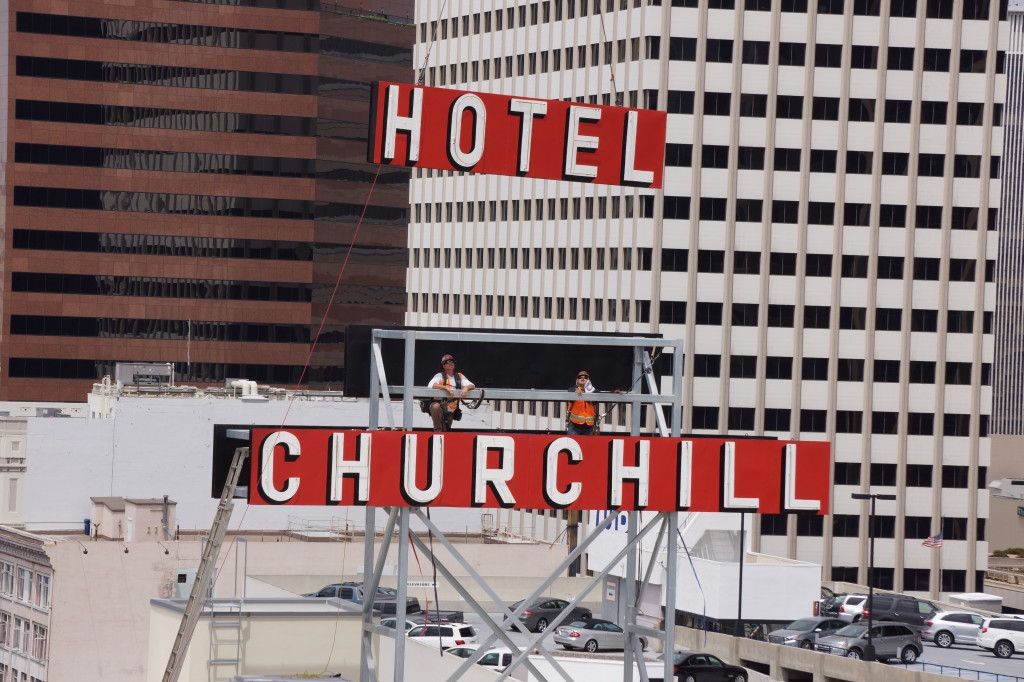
xmin=896 ymin=642 xmax=1024 ymax=680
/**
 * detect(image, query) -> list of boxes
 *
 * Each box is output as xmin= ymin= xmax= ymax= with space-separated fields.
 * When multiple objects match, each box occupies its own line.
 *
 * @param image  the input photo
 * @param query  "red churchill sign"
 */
xmin=367 ymin=82 xmax=667 ymax=189
xmin=248 ymin=429 xmax=830 ymax=514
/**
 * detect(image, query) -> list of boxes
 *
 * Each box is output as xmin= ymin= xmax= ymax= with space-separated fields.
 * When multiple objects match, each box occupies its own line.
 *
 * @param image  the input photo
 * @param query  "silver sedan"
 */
xmin=553 ymin=619 xmax=647 ymax=653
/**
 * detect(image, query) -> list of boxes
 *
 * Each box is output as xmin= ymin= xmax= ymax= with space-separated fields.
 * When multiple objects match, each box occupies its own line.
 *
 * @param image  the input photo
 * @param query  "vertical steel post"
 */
xmin=403 ymin=332 xmax=416 ymax=429
xmin=369 ymin=333 xmax=381 ymax=431
xmin=623 ymin=511 xmax=639 ymax=682
xmin=671 ymin=340 xmax=683 ymax=437
xmin=394 ymin=509 xmax=411 ymax=682
xmin=361 ymin=506 xmax=377 ymax=682
xmin=664 ymin=512 xmax=678 ymax=681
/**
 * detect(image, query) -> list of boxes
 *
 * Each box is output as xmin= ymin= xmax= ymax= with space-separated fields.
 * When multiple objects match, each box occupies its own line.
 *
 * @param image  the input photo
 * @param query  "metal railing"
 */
xmin=893 ymin=662 xmax=1024 ymax=682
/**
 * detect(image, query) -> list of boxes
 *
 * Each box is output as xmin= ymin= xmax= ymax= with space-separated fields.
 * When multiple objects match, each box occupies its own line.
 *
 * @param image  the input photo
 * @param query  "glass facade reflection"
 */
xmin=15 ymin=99 xmax=316 ymax=136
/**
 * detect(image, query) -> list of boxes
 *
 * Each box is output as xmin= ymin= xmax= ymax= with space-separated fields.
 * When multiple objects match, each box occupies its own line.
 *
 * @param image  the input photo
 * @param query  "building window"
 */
xmin=765 ymin=357 xmax=793 ymax=380
xmin=796 ymin=515 xmax=824 ymax=536
xmin=904 ymin=568 xmax=931 ymax=591
xmin=832 ymin=515 xmax=859 ymax=538
xmin=906 ymin=465 xmax=933 ymax=487
xmin=692 ymin=406 xmax=719 ymax=430
xmin=728 ymin=407 xmax=755 ymax=431
xmin=34 ymin=575 xmax=49 ymax=609
xmin=16 ymin=569 xmax=30 ymax=603
xmin=760 ymin=515 xmax=788 ymax=536
xmin=31 ymin=624 xmax=46 ymax=660
xmin=834 ymin=462 xmax=861 ymax=486
xmin=763 ymin=408 xmax=791 ymax=431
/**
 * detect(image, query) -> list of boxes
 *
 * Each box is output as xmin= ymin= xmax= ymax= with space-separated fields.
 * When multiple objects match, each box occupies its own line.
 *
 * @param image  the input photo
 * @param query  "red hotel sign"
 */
xmin=248 ymin=430 xmax=830 ymax=513
xmin=367 ymin=82 xmax=667 ymax=188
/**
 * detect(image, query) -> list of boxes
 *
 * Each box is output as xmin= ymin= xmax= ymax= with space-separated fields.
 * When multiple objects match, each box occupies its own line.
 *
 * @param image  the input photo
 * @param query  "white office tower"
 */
xmin=992 ymin=4 xmax=1024 ymax=436
xmin=407 ymin=0 xmax=1006 ymax=597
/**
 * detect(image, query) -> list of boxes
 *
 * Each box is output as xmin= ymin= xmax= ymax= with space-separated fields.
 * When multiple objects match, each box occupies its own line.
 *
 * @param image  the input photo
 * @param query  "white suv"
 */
xmin=407 ymin=623 xmax=479 ymax=650
xmin=977 ymin=618 xmax=1024 ymax=658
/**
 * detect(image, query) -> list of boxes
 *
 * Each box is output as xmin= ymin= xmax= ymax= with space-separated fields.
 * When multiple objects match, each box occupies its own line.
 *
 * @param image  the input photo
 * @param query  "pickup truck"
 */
xmin=304 ymin=582 xmax=421 ymax=615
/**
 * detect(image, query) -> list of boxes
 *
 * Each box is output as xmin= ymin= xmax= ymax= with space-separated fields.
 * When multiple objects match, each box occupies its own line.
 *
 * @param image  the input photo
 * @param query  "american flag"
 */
xmin=922 ymin=533 xmax=943 ymax=548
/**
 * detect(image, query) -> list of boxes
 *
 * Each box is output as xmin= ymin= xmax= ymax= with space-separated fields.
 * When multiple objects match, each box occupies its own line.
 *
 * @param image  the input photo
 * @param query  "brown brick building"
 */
xmin=2 ymin=0 xmax=413 ymax=401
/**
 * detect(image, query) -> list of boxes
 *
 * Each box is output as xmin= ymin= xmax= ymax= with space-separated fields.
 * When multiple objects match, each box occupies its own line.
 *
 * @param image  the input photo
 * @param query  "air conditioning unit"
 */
xmin=174 ymin=568 xmax=215 ymax=600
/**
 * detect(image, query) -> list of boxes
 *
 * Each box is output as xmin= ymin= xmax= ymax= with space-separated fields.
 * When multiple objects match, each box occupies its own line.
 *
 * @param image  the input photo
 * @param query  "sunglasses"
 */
xmin=577 ymin=375 xmax=590 ymax=380
xmin=443 ymin=359 xmax=456 ymax=364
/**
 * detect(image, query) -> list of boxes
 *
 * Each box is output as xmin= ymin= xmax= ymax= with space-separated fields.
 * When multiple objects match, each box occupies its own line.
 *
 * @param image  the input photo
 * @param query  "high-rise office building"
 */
xmin=407 ymin=0 xmax=1006 ymax=596
xmin=993 ymin=4 xmax=1023 ymax=436
xmin=2 ymin=0 xmax=413 ymax=402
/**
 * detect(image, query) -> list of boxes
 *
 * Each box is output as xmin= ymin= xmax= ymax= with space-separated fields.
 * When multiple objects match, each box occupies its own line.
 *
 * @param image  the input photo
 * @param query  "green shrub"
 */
xmin=993 ymin=549 xmax=1009 ymax=557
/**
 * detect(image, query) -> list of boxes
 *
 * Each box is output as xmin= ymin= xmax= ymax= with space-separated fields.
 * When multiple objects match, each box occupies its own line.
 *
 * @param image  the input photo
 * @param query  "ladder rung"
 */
xmin=209 ymin=659 xmax=240 ymax=665
xmin=210 ymin=621 xmax=242 ymax=628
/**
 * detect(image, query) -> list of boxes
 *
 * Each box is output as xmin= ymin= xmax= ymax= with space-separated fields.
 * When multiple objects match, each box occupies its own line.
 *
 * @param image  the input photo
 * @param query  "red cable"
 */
xmin=167 ymin=164 xmax=384 ymax=681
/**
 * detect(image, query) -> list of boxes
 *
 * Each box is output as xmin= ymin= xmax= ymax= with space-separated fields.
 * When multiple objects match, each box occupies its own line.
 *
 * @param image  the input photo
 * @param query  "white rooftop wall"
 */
xmin=23 ymin=397 xmax=492 ymax=533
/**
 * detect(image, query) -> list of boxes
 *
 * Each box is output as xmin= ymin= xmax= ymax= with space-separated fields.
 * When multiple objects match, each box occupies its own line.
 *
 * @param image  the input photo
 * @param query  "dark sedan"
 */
xmin=508 ymin=597 xmax=591 ymax=632
xmin=657 ymin=651 xmax=748 ymax=682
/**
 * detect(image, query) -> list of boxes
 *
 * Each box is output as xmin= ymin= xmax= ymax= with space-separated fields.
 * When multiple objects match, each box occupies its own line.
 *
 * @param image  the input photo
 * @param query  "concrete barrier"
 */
xmin=675 ymin=626 xmax=938 ymax=682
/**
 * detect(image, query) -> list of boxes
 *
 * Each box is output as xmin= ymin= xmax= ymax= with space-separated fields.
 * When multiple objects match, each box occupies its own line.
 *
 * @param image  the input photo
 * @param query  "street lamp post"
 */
xmin=851 ymin=492 xmax=896 ymax=662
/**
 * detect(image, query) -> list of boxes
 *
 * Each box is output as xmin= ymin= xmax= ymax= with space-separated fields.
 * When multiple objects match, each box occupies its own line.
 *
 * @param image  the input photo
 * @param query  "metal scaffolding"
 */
xmin=361 ymin=329 xmax=685 ymax=682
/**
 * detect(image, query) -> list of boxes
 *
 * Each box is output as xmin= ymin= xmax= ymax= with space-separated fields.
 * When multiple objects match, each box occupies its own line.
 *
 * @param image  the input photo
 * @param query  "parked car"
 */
xmin=304 ymin=582 xmax=421 ymax=615
xmin=379 ymin=617 xmax=419 ymax=632
xmin=861 ymin=594 xmax=937 ymax=627
xmin=444 ymin=645 xmax=514 ymax=672
xmin=767 ymin=617 xmax=848 ymax=649
xmin=554 ymin=618 xmax=647 ymax=652
xmin=835 ymin=595 xmax=868 ymax=622
xmin=977 ymin=617 xmax=1024 ymax=658
xmin=656 ymin=651 xmax=747 ymax=682
xmin=407 ymin=622 xmax=478 ymax=650
xmin=923 ymin=610 xmax=985 ymax=648
xmin=814 ymin=622 xmax=922 ymax=662
xmin=821 ymin=593 xmax=867 ymax=621
xmin=476 ymin=647 xmax=514 ymax=672
xmin=508 ymin=597 xmax=591 ymax=632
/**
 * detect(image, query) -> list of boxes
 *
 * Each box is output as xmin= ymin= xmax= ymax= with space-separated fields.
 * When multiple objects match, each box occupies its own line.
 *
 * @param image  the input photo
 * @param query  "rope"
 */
xmin=416 ymin=0 xmax=449 ymax=85
xmin=597 ymin=5 xmax=622 ymax=106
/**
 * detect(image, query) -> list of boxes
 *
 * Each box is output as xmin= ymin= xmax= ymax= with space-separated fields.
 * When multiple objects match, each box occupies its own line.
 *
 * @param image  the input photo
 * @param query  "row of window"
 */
xmin=691 ymin=405 xmax=988 ymax=434
xmin=654 ymin=90 xmax=1000 ymax=126
xmin=14 ymin=188 xmax=409 ymax=226
xmin=11 ymin=273 xmax=312 ymax=302
xmin=762 ymin=514 xmax=984 ymax=540
xmin=664 ymin=0 xmax=1002 ymax=20
xmin=167 ymin=0 xmax=318 ymax=9
xmin=7 ymin=358 xmax=340 ymax=383
xmin=665 ymin=250 xmax=994 ymax=283
xmin=671 ymin=144 xmax=1000 ymax=178
xmin=0 ymin=564 xmax=50 ymax=610
xmin=834 ymin=462 xmax=984 ymax=487
xmin=413 ymin=292 xmax=991 ymax=335
xmin=413 ymin=247 xmax=651 ymax=271
xmin=12 ymin=229 xmax=406 ymax=264
xmin=652 ymin=196 xmax=998 ymax=230
xmin=15 ymin=99 xmax=316 ymax=136
xmin=423 ymin=0 xmax=1001 ymax=43
xmin=422 ymin=0 xmax=643 ymax=43
xmin=16 ymin=11 xmax=318 ymax=53
xmin=681 ymin=355 xmax=989 ymax=384
xmin=15 ymin=143 xmax=315 ymax=178
xmin=829 ymin=567 xmax=982 ymax=593
xmin=412 ymin=293 xmax=651 ymax=323
xmin=659 ymin=302 xmax=991 ymax=333
xmin=9 ymin=315 xmax=311 ymax=343
xmin=16 ymin=56 xmax=317 ymax=95
xmin=13 ymin=186 xmax=313 ymax=220
xmin=0 ymin=613 xmax=47 ymax=662
xmin=414 ymin=196 xmax=637 ymax=224
xmin=424 ymin=42 xmax=1001 ymax=89
xmin=665 ymin=38 xmax=1001 ymax=74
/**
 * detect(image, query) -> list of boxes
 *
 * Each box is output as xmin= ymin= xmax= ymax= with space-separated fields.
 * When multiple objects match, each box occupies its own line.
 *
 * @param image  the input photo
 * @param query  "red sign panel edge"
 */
xmin=248 ymin=429 xmax=831 ymax=514
xmin=367 ymin=81 xmax=667 ymax=189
